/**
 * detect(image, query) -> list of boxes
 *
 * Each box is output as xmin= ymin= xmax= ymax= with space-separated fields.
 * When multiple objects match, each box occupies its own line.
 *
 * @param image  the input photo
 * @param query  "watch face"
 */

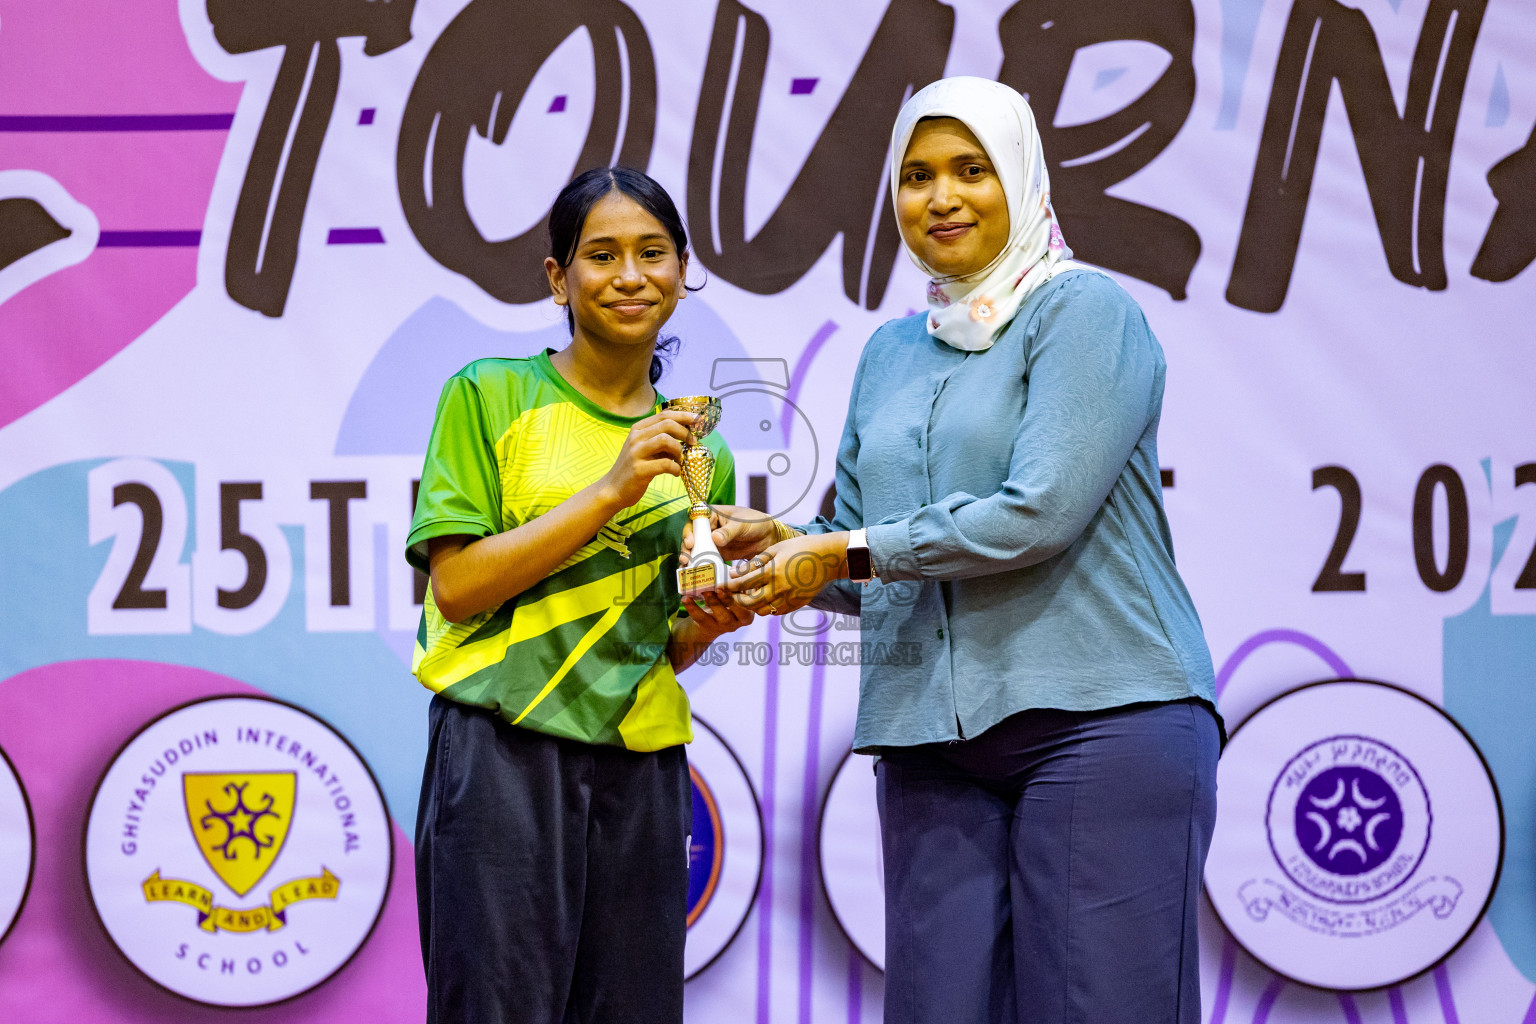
xmin=846 ymin=545 xmax=872 ymax=581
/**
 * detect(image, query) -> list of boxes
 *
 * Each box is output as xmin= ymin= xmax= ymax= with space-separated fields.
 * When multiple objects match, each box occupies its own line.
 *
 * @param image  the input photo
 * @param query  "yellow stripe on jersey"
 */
xmin=618 ymin=658 xmax=695 ymax=750
xmin=413 ymin=553 xmax=670 ymax=693
xmin=511 ymin=553 xmax=670 ymax=646
xmin=512 ymin=603 xmax=623 ymax=725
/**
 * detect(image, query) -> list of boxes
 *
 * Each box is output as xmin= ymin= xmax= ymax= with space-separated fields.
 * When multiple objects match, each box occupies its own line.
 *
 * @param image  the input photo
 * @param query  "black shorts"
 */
xmin=415 ymin=695 xmax=691 ymax=1024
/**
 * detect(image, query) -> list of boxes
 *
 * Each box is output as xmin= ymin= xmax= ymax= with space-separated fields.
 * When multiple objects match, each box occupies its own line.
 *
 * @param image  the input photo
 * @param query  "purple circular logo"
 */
xmin=1266 ymin=734 xmax=1432 ymax=904
xmin=1293 ymin=766 xmax=1403 ymax=876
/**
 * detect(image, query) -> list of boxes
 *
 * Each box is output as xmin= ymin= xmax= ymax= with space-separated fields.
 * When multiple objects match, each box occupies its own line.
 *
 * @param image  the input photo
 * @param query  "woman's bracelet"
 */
xmin=771 ymin=519 xmax=802 ymax=544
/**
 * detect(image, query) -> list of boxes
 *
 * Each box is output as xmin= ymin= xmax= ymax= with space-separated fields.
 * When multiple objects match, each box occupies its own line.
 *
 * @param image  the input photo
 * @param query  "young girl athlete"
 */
xmin=406 ymin=166 xmax=752 ymax=1023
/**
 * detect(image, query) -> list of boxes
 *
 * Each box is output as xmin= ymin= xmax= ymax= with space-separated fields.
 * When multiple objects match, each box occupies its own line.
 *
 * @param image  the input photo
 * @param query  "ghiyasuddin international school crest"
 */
xmin=141 ymin=771 xmax=338 ymax=934
xmin=85 ymin=696 xmax=392 ymax=1007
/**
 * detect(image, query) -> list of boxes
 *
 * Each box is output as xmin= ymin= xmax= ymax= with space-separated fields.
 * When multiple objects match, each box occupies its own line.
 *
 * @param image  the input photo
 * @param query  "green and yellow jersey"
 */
xmin=406 ymin=351 xmax=734 ymax=751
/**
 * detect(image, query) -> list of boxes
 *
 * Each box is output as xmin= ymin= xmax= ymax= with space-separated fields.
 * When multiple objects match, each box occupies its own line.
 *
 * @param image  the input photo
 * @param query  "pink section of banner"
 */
xmin=0 ymin=1 xmax=237 ymax=114
xmin=0 ymin=248 xmax=200 ymax=427
xmin=0 ymin=0 xmax=237 ymax=426
xmin=0 ymin=132 xmax=228 ymax=229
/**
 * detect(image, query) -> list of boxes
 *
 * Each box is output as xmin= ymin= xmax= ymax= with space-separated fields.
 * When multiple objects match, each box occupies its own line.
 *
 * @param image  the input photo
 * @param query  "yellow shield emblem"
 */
xmin=183 ymin=772 xmax=296 ymax=897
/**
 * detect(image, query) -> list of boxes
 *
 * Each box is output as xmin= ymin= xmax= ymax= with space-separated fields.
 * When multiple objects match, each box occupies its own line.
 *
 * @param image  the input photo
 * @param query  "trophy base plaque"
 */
xmin=678 ymin=557 xmax=726 ymax=595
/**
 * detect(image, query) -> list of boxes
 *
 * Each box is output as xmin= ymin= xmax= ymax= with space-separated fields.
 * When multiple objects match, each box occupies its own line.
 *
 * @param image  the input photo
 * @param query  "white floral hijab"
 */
xmin=890 ymin=76 xmax=1097 ymax=352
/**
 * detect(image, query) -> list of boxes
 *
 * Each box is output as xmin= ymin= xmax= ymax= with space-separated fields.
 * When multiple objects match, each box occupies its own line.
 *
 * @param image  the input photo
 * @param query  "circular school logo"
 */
xmin=0 ymin=743 xmax=35 ymax=945
xmin=819 ymin=750 xmax=884 ymax=970
xmin=84 ymin=696 xmax=392 ymax=1006
xmin=684 ymin=715 xmax=762 ymax=979
xmin=1268 ymin=737 xmax=1430 ymax=904
xmin=1206 ymin=680 xmax=1502 ymax=990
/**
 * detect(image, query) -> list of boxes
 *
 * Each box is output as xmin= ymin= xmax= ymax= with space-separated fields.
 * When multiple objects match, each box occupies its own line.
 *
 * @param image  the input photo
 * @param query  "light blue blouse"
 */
xmin=804 ymin=270 xmax=1217 ymax=751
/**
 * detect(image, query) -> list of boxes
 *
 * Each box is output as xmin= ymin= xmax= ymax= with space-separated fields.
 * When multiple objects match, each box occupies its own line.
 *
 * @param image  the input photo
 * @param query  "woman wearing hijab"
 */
xmin=711 ymin=77 xmax=1221 ymax=1022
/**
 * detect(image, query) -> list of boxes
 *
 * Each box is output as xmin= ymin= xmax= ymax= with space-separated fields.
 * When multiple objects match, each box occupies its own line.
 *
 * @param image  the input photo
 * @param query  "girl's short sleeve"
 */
xmin=405 ymin=375 xmax=503 ymax=573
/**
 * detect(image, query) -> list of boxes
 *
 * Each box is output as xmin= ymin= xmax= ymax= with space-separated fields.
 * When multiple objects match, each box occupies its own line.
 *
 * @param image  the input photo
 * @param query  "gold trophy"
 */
xmin=663 ymin=395 xmax=725 ymax=594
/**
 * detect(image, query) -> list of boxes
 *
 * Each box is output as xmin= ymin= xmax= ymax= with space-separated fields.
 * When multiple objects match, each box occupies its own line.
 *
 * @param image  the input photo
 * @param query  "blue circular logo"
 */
xmin=687 ymin=765 xmax=723 ymax=926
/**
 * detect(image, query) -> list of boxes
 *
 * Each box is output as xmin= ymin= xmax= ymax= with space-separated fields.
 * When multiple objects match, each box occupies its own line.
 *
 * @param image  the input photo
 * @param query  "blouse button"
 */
xmin=937 ymin=628 xmax=945 ymax=640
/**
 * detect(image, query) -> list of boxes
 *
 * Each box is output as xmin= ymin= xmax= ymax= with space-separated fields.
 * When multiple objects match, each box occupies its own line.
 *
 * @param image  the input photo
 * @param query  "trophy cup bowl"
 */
xmin=662 ymin=395 xmax=721 ymax=442
xmin=662 ymin=396 xmax=726 ymax=594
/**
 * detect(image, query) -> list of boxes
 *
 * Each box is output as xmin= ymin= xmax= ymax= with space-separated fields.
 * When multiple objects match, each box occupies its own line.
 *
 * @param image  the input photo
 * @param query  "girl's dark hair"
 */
xmin=548 ymin=166 xmax=693 ymax=386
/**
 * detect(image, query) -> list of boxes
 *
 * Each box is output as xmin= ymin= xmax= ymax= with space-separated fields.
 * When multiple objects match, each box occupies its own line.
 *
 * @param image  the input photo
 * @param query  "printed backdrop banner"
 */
xmin=1 ymin=0 xmax=1533 ymax=1021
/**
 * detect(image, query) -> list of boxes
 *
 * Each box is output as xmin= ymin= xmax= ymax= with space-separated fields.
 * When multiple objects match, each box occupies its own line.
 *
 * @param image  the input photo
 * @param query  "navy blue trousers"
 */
xmin=415 ymin=696 xmax=691 ymax=1024
xmin=876 ymin=699 xmax=1219 ymax=1024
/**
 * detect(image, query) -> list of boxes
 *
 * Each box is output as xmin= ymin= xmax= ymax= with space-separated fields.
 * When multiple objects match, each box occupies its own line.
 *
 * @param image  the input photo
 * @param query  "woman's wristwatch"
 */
xmin=846 ymin=528 xmax=876 ymax=583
